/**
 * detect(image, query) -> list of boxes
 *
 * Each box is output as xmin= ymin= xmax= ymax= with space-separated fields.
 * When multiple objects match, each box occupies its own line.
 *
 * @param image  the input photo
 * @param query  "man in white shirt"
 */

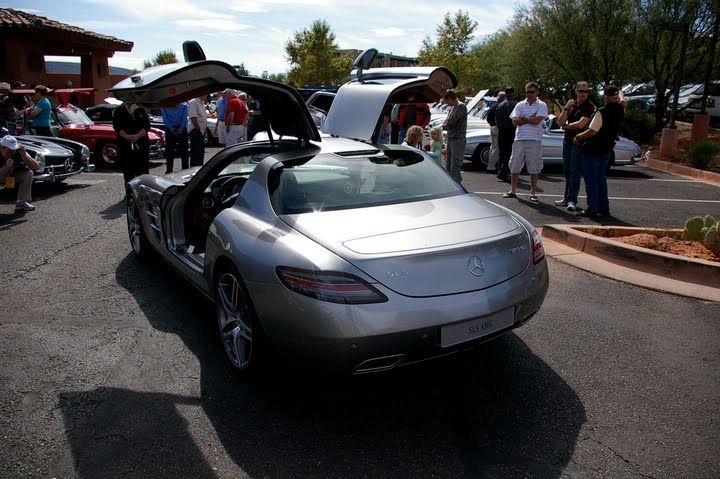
xmin=502 ymin=82 xmax=548 ymax=202
xmin=187 ymin=95 xmax=208 ymax=167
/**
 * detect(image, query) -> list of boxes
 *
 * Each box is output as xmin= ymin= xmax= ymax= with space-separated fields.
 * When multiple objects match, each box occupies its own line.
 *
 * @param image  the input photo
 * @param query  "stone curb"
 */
xmin=642 ymin=155 xmax=720 ymax=186
xmin=542 ymin=225 xmax=720 ymax=292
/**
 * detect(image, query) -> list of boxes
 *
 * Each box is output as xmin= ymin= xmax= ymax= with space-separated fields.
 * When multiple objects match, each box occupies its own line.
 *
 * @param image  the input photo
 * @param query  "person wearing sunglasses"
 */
xmin=502 ymin=82 xmax=548 ymax=202
xmin=555 ymin=81 xmax=596 ymax=211
xmin=572 ymin=85 xmax=626 ymax=218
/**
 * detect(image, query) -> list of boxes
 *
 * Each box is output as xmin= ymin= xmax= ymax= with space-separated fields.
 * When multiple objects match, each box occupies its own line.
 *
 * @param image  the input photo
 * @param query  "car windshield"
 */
xmin=271 ymin=152 xmax=465 ymax=215
xmin=57 ymin=107 xmax=93 ymax=126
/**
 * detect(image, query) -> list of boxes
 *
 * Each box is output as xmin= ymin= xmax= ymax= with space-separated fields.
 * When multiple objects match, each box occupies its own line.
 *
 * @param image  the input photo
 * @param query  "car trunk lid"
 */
xmin=282 ymin=194 xmax=531 ymax=297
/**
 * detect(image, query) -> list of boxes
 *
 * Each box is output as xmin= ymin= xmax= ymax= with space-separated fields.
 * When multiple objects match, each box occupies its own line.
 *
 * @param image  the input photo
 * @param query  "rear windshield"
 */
xmin=270 ymin=151 xmax=465 ymax=215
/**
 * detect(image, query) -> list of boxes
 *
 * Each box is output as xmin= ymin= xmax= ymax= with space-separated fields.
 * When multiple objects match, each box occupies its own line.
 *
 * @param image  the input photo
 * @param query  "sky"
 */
xmin=4 ymin=0 xmax=520 ymax=75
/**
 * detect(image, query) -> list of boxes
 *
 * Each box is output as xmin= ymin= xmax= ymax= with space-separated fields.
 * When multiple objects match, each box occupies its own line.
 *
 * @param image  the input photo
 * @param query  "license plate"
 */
xmin=441 ymin=308 xmax=514 ymax=348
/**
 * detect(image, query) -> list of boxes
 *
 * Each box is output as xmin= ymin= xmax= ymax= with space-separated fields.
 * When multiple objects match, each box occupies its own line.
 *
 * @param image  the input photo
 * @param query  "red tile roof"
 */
xmin=0 ymin=8 xmax=133 ymax=51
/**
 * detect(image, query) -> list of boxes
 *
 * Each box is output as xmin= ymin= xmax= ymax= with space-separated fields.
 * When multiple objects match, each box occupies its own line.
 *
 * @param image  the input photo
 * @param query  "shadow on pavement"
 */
xmin=60 ymin=254 xmax=586 ymax=479
xmin=99 ymin=197 xmax=126 ymax=220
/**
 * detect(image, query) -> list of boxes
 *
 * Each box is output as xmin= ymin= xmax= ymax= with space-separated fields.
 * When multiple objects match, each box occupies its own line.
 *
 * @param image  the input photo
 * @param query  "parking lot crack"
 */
xmin=583 ymin=437 xmax=657 ymax=478
xmin=4 ymin=230 xmax=101 ymax=279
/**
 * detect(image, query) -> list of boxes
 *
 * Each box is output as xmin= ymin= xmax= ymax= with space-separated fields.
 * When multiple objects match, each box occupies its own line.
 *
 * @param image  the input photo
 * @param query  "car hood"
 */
xmin=281 ymin=194 xmax=530 ymax=296
xmin=17 ymin=136 xmax=73 ymax=157
xmin=323 ymin=66 xmax=457 ymax=142
xmin=108 ymin=60 xmax=319 ymax=142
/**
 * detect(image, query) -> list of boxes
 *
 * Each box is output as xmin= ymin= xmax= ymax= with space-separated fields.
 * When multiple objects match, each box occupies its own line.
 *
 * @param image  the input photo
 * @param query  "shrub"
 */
xmin=619 ymin=109 xmax=656 ymax=143
xmin=688 ymin=140 xmax=719 ymax=170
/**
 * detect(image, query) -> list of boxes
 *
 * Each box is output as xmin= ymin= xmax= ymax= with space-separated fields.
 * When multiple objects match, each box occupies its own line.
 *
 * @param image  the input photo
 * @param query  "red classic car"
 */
xmin=12 ymin=88 xmax=165 ymax=168
xmin=53 ymin=105 xmax=165 ymax=168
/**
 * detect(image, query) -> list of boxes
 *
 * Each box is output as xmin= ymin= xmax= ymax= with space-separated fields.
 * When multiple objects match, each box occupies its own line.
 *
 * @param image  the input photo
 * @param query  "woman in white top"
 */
xmin=401 ymin=125 xmax=424 ymax=150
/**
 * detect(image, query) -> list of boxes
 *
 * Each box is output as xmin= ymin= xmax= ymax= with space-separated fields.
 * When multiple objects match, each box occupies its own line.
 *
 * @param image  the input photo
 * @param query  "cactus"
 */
xmin=704 ymin=225 xmax=720 ymax=256
xmin=684 ymin=216 xmax=704 ymax=241
xmin=703 ymin=215 xmax=718 ymax=229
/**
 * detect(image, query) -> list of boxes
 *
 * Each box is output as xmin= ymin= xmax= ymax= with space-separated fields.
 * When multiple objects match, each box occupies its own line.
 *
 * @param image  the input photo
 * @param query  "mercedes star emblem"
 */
xmin=468 ymin=256 xmax=485 ymax=277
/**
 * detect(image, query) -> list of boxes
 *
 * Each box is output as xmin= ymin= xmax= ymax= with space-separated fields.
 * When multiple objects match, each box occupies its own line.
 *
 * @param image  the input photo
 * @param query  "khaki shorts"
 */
xmin=217 ymin=120 xmax=226 ymax=144
xmin=509 ymin=140 xmax=543 ymax=174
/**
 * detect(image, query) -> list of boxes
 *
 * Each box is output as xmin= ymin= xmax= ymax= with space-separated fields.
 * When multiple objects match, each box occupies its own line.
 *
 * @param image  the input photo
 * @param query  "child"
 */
xmin=429 ymin=126 xmax=445 ymax=164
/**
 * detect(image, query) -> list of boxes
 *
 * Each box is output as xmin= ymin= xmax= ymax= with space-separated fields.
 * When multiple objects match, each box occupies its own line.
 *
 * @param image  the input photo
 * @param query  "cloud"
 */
xmin=372 ymin=28 xmax=405 ymax=38
xmin=175 ymin=19 xmax=253 ymax=32
xmin=83 ymin=0 xmax=225 ymax=20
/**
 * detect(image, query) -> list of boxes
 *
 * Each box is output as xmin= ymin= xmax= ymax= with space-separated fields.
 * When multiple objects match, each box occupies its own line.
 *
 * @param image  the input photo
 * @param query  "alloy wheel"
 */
xmin=216 ymin=272 xmax=253 ymax=370
xmin=126 ymin=197 xmax=143 ymax=254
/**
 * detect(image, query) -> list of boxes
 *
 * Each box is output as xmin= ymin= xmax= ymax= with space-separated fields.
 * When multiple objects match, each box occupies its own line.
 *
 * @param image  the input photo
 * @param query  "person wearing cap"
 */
xmin=25 ymin=85 xmax=53 ymax=136
xmin=555 ymin=81 xmax=596 ymax=212
xmin=572 ymin=85 xmax=627 ymax=218
xmin=0 ymin=135 xmax=40 ymax=212
xmin=187 ymin=94 xmax=208 ymax=166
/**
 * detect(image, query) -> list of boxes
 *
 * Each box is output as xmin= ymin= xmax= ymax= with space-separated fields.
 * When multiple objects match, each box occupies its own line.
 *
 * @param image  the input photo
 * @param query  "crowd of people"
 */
xmin=1 ymin=75 xmax=627 ymax=220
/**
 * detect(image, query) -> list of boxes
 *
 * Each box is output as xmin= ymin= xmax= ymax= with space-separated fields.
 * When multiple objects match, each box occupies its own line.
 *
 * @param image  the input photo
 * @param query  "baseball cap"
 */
xmin=0 ymin=82 xmax=10 ymax=91
xmin=223 ymin=88 xmax=237 ymax=96
xmin=34 ymin=84 xmax=48 ymax=94
xmin=0 ymin=135 xmax=20 ymax=150
xmin=604 ymin=86 xmax=620 ymax=97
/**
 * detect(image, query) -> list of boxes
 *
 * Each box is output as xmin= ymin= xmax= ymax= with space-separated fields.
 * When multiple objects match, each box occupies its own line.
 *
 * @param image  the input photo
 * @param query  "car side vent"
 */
xmin=335 ymin=149 xmax=380 ymax=157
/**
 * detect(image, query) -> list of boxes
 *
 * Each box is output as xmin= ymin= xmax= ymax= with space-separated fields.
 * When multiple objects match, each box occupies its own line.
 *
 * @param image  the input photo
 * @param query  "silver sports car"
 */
xmin=111 ymin=50 xmax=549 ymax=375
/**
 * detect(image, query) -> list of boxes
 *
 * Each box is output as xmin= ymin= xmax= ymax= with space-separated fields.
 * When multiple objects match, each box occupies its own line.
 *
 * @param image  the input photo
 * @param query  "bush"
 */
xmin=688 ymin=140 xmax=719 ymax=170
xmin=619 ymin=109 xmax=656 ymax=143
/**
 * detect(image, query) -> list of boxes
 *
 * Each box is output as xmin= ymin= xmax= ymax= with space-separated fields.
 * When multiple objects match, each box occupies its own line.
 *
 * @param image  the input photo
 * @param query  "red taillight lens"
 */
xmin=531 ymin=229 xmax=545 ymax=264
xmin=276 ymin=267 xmax=388 ymax=304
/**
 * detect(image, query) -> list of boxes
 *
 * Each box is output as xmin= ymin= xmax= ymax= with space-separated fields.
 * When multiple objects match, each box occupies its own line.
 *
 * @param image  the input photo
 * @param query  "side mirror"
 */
xmin=183 ymin=41 xmax=206 ymax=62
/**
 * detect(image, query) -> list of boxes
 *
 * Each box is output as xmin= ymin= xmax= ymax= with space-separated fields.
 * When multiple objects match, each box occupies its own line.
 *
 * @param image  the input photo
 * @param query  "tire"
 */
xmin=215 ymin=266 xmax=267 ymax=376
xmin=97 ymin=141 xmax=120 ymax=168
xmin=126 ymin=195 xmax=151 ymax=259
xmin=472 ymin=144 xmax=491 ymax=170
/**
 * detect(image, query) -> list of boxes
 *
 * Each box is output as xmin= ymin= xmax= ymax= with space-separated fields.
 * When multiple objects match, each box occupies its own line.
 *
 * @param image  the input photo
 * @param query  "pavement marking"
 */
xmin=473 ymin=191 xmax=720 ymax=203
xmin=66 ymin=179 xmax=108 ymax=185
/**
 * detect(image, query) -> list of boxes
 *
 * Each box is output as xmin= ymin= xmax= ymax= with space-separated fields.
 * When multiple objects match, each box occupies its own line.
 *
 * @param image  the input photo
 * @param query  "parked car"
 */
xmin=112 ymin=50 xmax=549 ymax=376
xmin=678 ymin=81 xmax=720 ymax=121
xmin=0 ymin=129 xmax=95 ymax=184
xmin=16 ymin=104 xmax=165 ymax=168
xmin=462 ymin=115 xmax=643 ymax=169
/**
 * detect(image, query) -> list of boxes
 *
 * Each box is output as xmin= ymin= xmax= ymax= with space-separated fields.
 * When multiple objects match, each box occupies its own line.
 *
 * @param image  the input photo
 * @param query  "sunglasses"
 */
xmin=576 ymin=89 xmax=590 ymax=93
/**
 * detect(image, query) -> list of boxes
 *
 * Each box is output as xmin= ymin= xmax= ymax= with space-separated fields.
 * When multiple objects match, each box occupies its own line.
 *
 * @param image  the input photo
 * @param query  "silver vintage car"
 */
xmin=428 ymin=115 xmax=644 ymax=170
xmin=112 ymin=50 xmax=549 ymax=375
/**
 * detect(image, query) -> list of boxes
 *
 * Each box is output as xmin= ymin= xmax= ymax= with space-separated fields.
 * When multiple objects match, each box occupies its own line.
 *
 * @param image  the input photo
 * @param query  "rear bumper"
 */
xmin=247 ymin=261 xmax=549 ymax=373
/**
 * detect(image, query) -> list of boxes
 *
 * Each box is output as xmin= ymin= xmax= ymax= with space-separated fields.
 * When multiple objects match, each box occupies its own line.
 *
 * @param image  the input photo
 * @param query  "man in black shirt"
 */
xmin=485 ymin=91 xmax=506 ymax=173
xmin=113 ymin=102 xmax=151 ymax=184
xmin=556 ymin=81 xmax=595 ymax=211
xmin=495 ymin=87 xmax=517 ymax=181
xmin=573 ymin=85 xmax=626 ymax=217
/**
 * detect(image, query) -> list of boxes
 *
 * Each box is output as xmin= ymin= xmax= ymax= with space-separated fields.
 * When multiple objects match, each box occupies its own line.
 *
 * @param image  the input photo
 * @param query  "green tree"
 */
xmin=234 ymin=63 xmax=249 ymax=76
xmin=631 ymin=0 xmax=718 ymax=128
xmin=285 ymin=20 xmax=353 ymax=86
xmin=261 ymin=71 xmax=289 ymax=83
xmin=418 ymin=11 xmax=479 ymax=91
xmin=142 ymin=49 xmax=178 ymax=69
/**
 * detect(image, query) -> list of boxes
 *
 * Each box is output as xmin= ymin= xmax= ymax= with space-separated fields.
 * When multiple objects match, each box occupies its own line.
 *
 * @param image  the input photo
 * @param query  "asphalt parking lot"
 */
xmin=0 ymin=153 xmax=718 ymax=478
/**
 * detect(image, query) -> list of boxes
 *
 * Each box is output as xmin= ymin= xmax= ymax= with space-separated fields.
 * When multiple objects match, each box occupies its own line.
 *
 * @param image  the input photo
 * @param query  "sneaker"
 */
xmin=566 ymin=202 xmax=577 ymax=212
xmin=554 ymin=199 xmax=568 ymax=206
xmin=579 ymin=209 xmax=598 ymax=218
xmin=15 ymin=201 xmax=35 ymax=212
xmin=598 ymin=210 xmax=611 ymax=216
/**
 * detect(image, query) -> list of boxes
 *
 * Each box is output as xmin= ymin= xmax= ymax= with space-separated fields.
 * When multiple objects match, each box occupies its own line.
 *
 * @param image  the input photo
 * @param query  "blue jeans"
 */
xmin=582 ymin=152 xmax=610 ymax=213
xmin=397 ymin=126 xmax=409 ymax=144
xmin=562 ymin=142 xmax=583 ymax=204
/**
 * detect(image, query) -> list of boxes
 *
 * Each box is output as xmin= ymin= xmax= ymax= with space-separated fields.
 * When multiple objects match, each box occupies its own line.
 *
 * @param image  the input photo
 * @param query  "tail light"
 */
xmin=531 ymin=229 xmax=545 ymax=264
xmin=276 ymin=267 xmax=388 ymax=304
